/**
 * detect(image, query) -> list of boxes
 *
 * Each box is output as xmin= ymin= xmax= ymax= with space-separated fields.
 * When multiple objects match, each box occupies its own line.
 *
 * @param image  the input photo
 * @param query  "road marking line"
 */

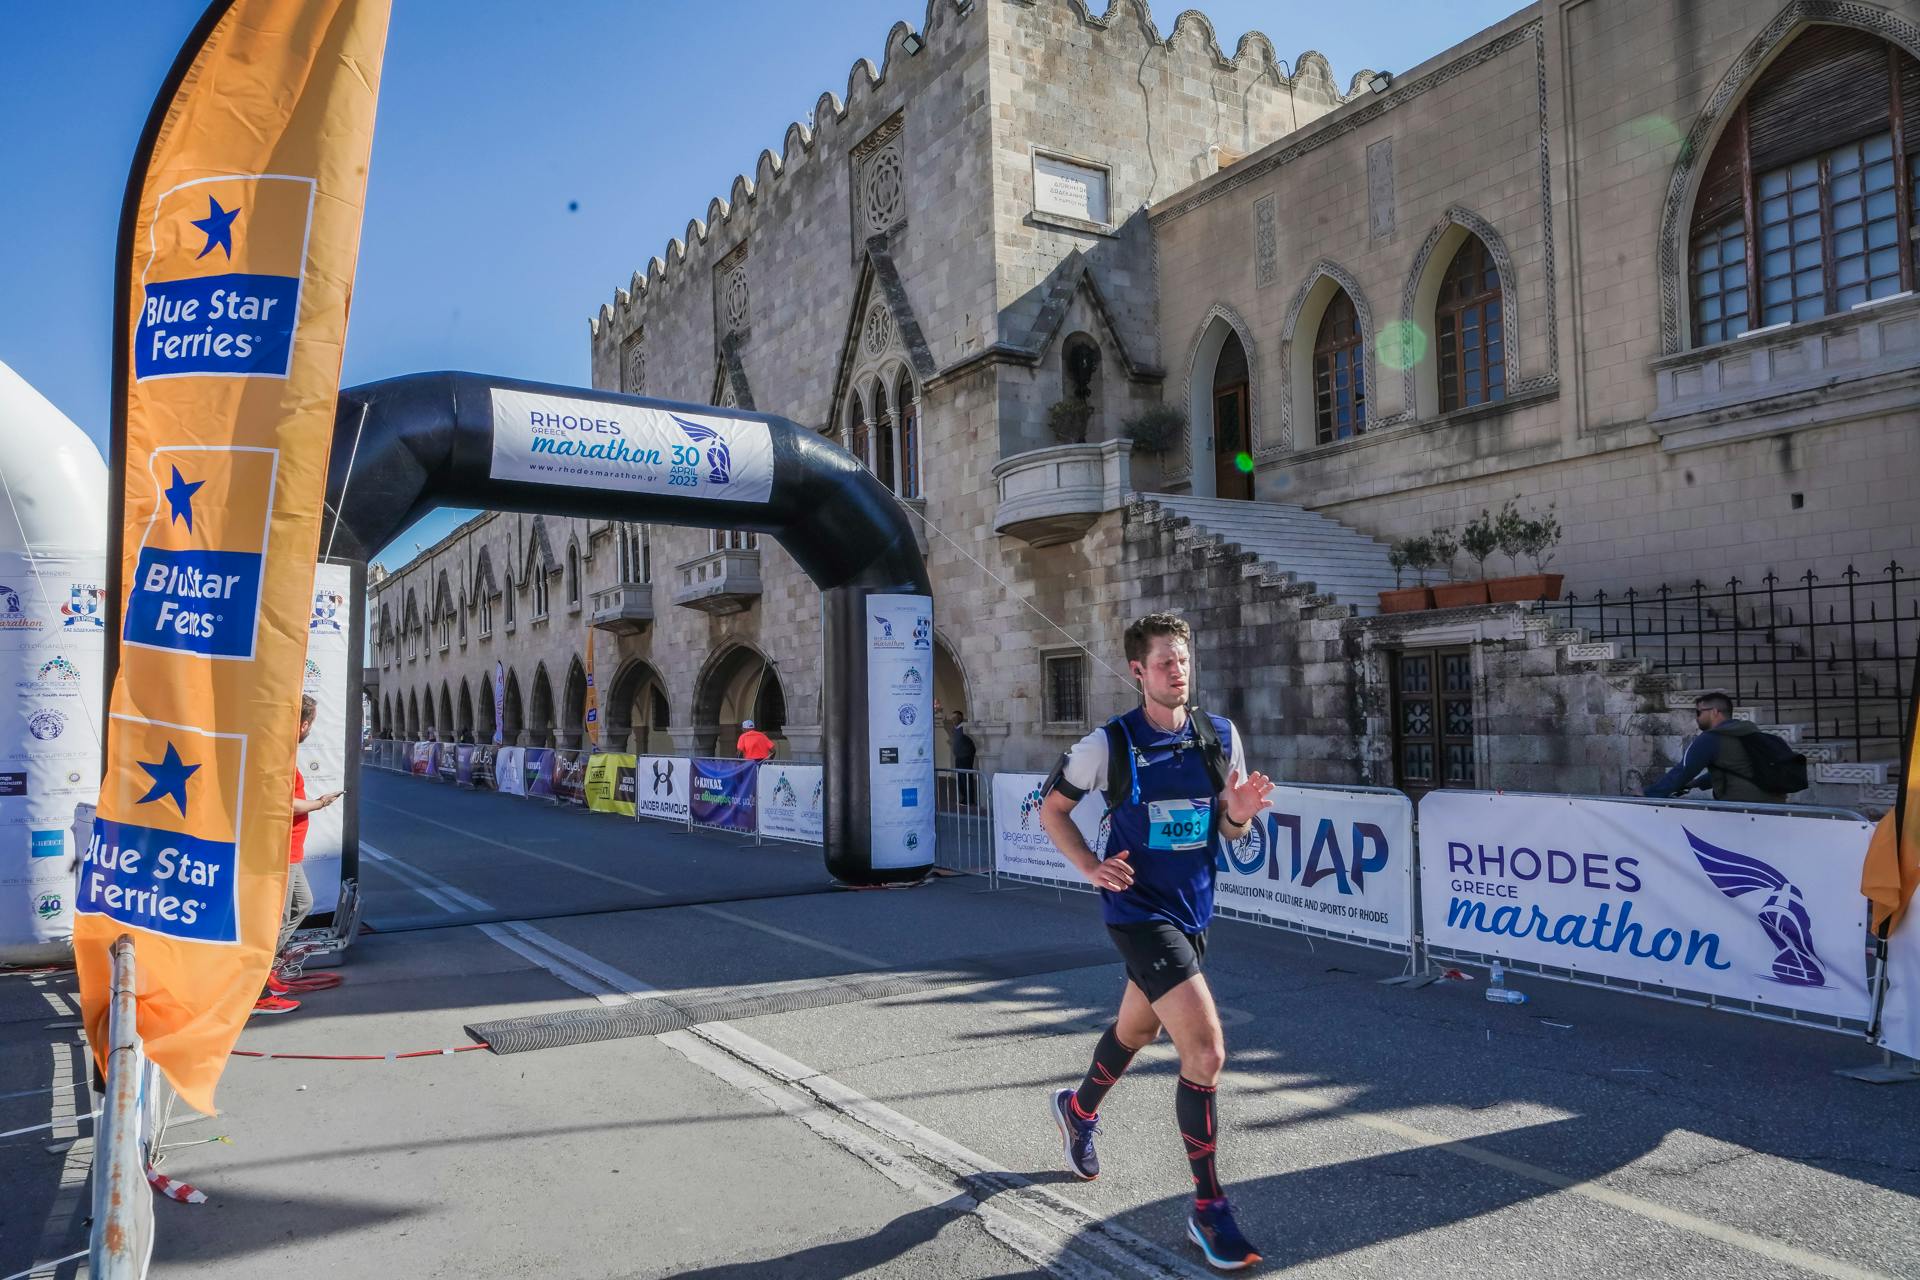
xmin=368 ymin=801 xmax=667 ymax=897
xmin=368 ymin=800 xmax=885 ymax=967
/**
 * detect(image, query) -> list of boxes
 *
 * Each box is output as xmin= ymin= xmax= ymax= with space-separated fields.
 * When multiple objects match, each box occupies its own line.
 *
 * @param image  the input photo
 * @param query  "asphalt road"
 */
xmin=5 ymin=768 xmax=1919 ymax=1278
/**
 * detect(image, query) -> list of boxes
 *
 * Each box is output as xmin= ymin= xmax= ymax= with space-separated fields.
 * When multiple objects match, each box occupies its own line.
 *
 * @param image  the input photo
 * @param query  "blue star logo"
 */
xmin=163 ymin=466 xmax=204 ymax=534
xmin=135 ymin=742 xmax=200 ymax=817
xmin=190 ymin=196 xmax=240 ymax=261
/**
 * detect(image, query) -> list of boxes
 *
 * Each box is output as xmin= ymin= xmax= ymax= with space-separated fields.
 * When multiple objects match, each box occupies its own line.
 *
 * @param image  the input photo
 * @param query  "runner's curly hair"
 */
xmin=1123 ymin=612 xmax=1192 ymax=666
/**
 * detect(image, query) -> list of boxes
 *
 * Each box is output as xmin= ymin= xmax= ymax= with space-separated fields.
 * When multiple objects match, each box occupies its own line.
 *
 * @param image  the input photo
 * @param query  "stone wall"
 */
xmin=1150 ymin=0 xmax=1920 ymax=597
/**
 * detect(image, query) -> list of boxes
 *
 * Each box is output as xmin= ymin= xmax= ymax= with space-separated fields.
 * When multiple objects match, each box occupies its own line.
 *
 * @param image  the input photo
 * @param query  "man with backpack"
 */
xmin=1037 ymin=612 xmax=1274 ymax=1271
xmin=1644 ymin=691 xmax=1807 ymax=802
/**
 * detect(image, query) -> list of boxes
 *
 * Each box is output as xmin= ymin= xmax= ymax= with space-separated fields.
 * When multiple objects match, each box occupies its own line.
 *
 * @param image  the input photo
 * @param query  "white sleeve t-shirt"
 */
xmin=1054 ymin=714 xmax=1248 ymax=804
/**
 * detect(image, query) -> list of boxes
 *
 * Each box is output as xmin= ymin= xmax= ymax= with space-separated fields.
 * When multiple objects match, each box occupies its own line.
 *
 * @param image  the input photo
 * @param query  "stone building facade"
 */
xmin=369 ymin=0 xmax=1920 ymax=812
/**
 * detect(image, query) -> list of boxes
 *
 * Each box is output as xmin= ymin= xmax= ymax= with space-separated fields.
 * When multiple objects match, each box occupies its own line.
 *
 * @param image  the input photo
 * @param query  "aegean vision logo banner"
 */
xmin=489 ymin=388 xmax=773 ymax=504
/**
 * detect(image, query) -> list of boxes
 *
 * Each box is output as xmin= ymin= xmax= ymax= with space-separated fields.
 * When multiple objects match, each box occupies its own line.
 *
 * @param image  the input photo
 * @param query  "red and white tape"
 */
xmin=148 ymin=1167 xmax=207 ymax=1204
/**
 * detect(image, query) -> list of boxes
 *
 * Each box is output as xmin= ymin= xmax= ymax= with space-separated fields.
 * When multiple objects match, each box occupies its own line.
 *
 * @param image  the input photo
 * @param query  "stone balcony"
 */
xmin=991 ymin=439 xmax=1133 ymax=547
xmin=589 ymin=582 xmax=654 ymax=635
xmin=1649 ymin=292 xmax=1920 ymax=451
xmin=672 ymin=548 xmax=763 ymax=615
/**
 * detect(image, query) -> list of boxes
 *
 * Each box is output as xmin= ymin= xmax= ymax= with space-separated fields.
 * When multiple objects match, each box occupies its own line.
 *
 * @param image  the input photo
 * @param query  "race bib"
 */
xmin=1147 ymin=799 xmax=1211 ymax=851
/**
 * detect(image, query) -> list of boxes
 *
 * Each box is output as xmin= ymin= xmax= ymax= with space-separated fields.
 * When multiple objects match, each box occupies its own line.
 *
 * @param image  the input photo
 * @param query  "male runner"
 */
xmin=1039 ymin=612 xmax=1273 ymax=1271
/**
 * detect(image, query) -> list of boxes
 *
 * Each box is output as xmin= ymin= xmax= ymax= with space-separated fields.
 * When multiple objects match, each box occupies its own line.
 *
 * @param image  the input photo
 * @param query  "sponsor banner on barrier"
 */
xmin=494 ymin=746 xmax=526 ymax=797
xmin=555 ymin=753 xmax=587 ymax=806
xmin=1218 ymin=786 xmax=1415 ymax=946
xmin=586 ymin=753 xmax=637 ymax=817
xmin=866 ymin=594 xmax=936 ymax=868
xmin=692 ymin=758 xmax=757 ymax=834
xmin=299 ymin=563 xmax=351 ymax=914
xmin=471 ymin=745 xmax=496 ymax=789
xmin=409 ymin=742 xmax=433 ymax=776
xmin=1418 ymin=791 xmax=1873 ymax=1019
xmin=489 ymin=388 xmax=774 ymax=505
xmin=455 ymin=744 xmax=475 ymax=787
xmin=634 ymin=755 xmax=689 ymax=825
xmin=437 ymin=742 xmax=457 ymax=782
xmin=991 ymin=772 xmax=1106 ymax=890
xmin=524 ymin=749 xmax=556 ymax=799
xmin=759 ymin=764 xmax=824 ymax=845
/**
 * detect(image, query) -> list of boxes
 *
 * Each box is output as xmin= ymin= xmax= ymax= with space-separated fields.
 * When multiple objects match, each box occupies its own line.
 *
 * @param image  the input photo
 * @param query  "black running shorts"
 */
xmin=1107 ymin=920 xmax=1208 ymax=1003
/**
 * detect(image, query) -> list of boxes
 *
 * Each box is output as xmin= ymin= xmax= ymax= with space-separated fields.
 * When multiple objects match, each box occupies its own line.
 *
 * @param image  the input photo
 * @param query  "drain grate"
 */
xmin=467 ymin=945 xmax=1112 ymax=1055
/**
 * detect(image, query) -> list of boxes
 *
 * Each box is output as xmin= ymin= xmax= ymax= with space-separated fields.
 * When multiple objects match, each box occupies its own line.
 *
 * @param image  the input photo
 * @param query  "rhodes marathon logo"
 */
xmin=80 ymin=717 xmax=245 ymax=943
xmin=489 ymin=388 xmax=773 ymax=504
xmin=310 ymin=587 xmax=345 ymax=635
xmin=135 ymin=175 xmax=312 ymax=381
xmin=0 ymin=584 xmax=42 ymax=631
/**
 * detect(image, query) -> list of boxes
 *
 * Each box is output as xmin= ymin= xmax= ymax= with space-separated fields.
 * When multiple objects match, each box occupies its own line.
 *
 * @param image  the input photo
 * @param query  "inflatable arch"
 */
xmin=319 ymin=372 xmax=936 ymax=887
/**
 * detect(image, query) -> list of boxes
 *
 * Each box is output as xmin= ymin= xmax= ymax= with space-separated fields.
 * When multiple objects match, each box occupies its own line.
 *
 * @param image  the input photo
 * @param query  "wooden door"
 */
xmin=1212 ymin=383 xmax=1252 ymax=500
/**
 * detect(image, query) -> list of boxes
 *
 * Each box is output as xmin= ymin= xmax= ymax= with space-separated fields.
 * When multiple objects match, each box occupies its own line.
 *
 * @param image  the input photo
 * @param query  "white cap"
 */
xmin=741 ymin=719 xmax=756 ymax=730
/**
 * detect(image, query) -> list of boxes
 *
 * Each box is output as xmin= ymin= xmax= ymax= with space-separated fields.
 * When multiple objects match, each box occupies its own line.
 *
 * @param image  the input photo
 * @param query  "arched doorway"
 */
xmin=420 ymin=687 xmax=436 ymax=740
xmin=503 ymin=668 xmax=524 ymax=744
xmin=527 ymin=663 xmax=556 ymax=748
xmin=1186 ymin=311 xmax=1257 ymax=501
xmin=694 ymin=644 xmax=786 ymax=757
xmin=438 ymin=682 xmax=454 ymax=742
xmin=605 ymin=658 xmax=669 ymax=755
xmin=456 ymin=677 xmax=474 ymax=743
xmin=561 ymin=655 xmax=587 ymax=750
xmin=931 ymin=635 xmax=971 ymax=770
xmin=476 ymin=671 xmax=496 ymax=744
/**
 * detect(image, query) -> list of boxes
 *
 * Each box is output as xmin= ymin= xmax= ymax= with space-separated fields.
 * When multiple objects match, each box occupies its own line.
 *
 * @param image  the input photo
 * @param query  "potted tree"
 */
xmin=1432 ymin=520 xmax=1490 ymax=607
xmin=1121 ymin=404 xmax=1184 ymax=455
xmin=1047 ymin=397 xmax=1093 ymax=445
xmin=1380 ymin=536 xmax=1435 ymax=613
xmin=1489 ymin=502 xmax=1564 ymax=602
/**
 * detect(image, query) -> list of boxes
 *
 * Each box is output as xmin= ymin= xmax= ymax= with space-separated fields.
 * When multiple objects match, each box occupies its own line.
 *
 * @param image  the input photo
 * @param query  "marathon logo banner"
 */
xmin=1418 ymin=791 xmax=1873 ymax=1019
xmin=134 ymin=175 xmax=312 ymax=380
xmin=87 ymin=0 xmax=391 ymax=1117
xmin=122 ymin=446 xmax=275 ymax=658
xmin=80 ymin=715 xmax=246 ymax=944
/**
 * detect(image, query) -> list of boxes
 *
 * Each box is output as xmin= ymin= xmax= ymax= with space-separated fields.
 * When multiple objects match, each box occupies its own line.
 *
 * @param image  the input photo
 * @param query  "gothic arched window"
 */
xmin=1436 ymin=236 xmax=1505 ymax=412
xmin=1312 ymin=289 xmax=1366 ymax=443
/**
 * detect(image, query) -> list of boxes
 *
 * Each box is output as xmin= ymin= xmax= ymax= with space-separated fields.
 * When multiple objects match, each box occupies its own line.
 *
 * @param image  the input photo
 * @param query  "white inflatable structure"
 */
xmin=0 ymin=360 xmax=107 ymax=965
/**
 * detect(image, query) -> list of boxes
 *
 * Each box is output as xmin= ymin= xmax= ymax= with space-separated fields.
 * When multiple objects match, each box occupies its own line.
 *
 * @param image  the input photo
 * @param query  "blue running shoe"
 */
xmin=1050 ymin=1087 xmax=1100 ymax=1179
xmin=1188 ymin=1198 xmax=1261 ymax=1271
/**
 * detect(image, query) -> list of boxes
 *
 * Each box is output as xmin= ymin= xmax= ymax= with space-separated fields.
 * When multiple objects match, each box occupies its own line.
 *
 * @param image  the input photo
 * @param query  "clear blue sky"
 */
xmin=2 ymin=0 xmax=1517 ymax=562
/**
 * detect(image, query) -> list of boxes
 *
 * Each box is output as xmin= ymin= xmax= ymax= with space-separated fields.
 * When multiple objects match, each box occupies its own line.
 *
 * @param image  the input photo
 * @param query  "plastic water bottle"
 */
xmin=1484 ymin=963 xmax=1528 ymax=1005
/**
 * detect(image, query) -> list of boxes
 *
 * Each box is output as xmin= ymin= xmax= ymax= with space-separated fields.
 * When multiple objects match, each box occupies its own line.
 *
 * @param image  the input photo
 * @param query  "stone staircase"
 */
xmin=1142 ymin=495 xmax=1400 ymax=616
xmin=1526 ymin=612 xmax=1900 ymax=816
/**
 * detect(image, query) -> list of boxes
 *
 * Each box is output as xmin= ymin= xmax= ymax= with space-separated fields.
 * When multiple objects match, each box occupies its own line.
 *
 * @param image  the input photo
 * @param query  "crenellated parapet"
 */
xmin=591 ymin=1 xmax=976 ymax=340
xmin=589 ymin=0 xmax=1359 ymax=345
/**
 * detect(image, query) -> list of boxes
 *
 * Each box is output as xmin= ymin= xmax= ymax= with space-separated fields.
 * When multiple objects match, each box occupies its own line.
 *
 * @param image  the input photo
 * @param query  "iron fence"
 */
xmin=1536 ymin=561 xmax=1919 ymax=763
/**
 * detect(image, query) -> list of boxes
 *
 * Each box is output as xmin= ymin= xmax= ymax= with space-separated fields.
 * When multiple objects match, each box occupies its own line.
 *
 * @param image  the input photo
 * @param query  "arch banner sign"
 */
xmin=82 ymin=0 xmax=390 ymax=1114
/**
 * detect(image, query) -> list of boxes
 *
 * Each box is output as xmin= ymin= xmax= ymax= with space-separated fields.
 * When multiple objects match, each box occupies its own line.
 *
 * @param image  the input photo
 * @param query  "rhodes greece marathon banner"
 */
xmin=299 ymin=563 xmax=351 ymax=913
xmin=83 ymin=0 xmax=390 ymax=1114
xmin=489 ymin=388 xmax=773 ymax=504
xmin=1419 ymin=792 xmax=1873 ymax=1019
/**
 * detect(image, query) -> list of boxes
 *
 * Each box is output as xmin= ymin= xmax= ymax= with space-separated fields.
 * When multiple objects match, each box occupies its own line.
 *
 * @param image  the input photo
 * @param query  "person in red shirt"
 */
xmin=255 ymin=695 xmax=340 ymax=1016
xmin=735 ymin=719 xmax=776 ymax=762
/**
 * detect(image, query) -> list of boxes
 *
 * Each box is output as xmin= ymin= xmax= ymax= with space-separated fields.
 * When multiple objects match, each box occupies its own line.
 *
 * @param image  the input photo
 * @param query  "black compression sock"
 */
xmin=1071 ymin=1024 xmax=1139 ymax=1118
xmin=1176 ymin=1075 xmax=1222 ymax=1202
